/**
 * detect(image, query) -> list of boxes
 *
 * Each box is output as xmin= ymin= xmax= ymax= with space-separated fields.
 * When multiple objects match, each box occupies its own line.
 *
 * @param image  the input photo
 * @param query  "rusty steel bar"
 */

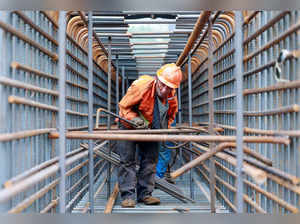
xmin=65 ymin=161 xmax=108 ymax=211
xmin=193 ymin=162 xmax=237 ymax=212
xmin=197 ymin=161 xmax=266 ymax=213
xmin=8 ymin=157 xmax=102 ymax=213
xmin=244 ymin=80 xmax=300 ymax=95
xmin=0 ymin=141 xmax=108 ymax=203
xmin=0 ymin=20 xmax=58 ymax=60
xmin=81 ymin=166 xmax=110 ymax=213
xmin=191 ymin=143 xmax=267 ymax=185
xmin=91 ymin=128 xmax=205 ymax=134
xmin=171 ymin=142 xmax=235 ymax=179
xmin=104 ymin=183 xmax=119 ymax=214
xmin=235 ymin=146 xmax=273 ymax=166
xmin=40 ymin=200 xmax=58 ymax=213
xmin=0 ymin=128 xmax=56 ymax=142
xmin=48 ymin=132 xmax=290 ymax=145
xmin=95 ymin=107 xmax=138 ymax=128
xmin=224 ymin=149 xmax=300 ymax=185
xmin=8 ymin=95 xmax=88 ymax=117
xmin=243 ymin=11 xmax=260 ymax=25
xmin=176 ymin=11 xmax=211 ymax=66
xmin=243 ymin=11 xmax=289 ymax=45
xmin=244 ymin=20 xmax=300 ymax=62
xmin=213 ymin=105 xmax=300 ymax=116
xmin=78 ymin=11 xmax=116 ymax=70
xmin=4 ymin=146 xmax=87 ymax=187
xmin=11 ymin=61 xmax=58 ymax=80
xmin=41 ymin=158 xmax=105 ymax=213
xmin=180 ymin=12 xmax=221 ymax=67
xmin=14 ymin=11 xmax=58 ymax=45
xmin=0 ymin=77 xmax=58 ymax=96
xmin=212 ymin=159 xmax=299 ymax=213
xmin=244 ymin=104 xmax=300 ymax=116
xmin=198 ymin=122 xmax=300 ymax=137
xmin=191 ymin=12 xmax=220 ymax=56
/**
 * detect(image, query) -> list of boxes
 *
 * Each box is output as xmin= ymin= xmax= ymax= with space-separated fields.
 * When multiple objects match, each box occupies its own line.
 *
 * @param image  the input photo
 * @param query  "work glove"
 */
xmin=131 ymin=117 xmax=148 ymax=129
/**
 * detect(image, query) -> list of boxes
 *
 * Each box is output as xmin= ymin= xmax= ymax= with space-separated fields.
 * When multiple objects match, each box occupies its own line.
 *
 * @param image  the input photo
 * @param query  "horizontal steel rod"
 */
xmin=195 ymin=160 xmax=266 ymax=213
xmin=92 ymin=128 xmax=210 ymax=134
xmin=244 ymin=80 xmax=300 ymax=95
xmin=171 ymin=142 xmax=235 ymax=179
xmin=244 ymin=20 xmax=300 ymax=62
xmin=198 ymin=122 xmax=300 ymax=137
xmin=14 ymin=11 xmax=58 ymax=45
xmin=191 ymin=143 xmax=267 ymax=184
xmin=11 ymin=62 xmax=58 ymax=80
xmin=8 ymin=158 xmax=103 ymax=213
xmin=65 ymin=162 xmax=110 ymax=211
xmin=243 ymin=11 xmax=289 ymax=45
xmin=0 ymin=20 xmax=58 ymax=60
xmin=211 ymin=158 xmax=299 ymax=213
xmin=0 ymin=77 xmax=58 ymax=96
xmin=8 ymin=96 xmax=88 ymax=117
xmin=0 ymin=128 xmax=56 ymax=142
xmin=48 ymin=132 xmax=290 ymax=145
xmin=0 ymin=141 xmax=108 ymax=202
xmin=4 ymin=146 xmax=88 ymax=187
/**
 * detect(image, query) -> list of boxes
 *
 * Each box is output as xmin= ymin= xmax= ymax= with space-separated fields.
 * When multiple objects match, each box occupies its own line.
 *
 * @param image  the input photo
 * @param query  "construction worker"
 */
xmin=117 ymin=63 xmax=182 ymax=208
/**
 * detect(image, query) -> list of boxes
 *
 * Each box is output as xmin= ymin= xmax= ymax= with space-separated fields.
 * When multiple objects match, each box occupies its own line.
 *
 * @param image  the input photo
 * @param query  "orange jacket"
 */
xmin=118 ymin=75 xmax=178 ymax=129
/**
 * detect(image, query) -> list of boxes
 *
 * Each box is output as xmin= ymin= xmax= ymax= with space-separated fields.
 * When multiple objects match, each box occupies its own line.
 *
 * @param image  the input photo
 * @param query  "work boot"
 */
xmin=138 ymin=196 xmax=160 ymax=205
xmin=121 ymin=198 xmax=136 ymax=208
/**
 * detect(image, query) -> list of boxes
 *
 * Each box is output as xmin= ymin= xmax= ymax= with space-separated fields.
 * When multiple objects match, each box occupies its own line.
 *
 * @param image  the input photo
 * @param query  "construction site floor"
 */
xmin=73 ymin=163 xmax=228 ymax=214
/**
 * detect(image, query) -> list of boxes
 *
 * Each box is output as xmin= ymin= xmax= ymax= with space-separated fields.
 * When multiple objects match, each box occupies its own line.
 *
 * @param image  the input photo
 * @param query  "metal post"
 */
xmin=121 ymin=66 xmax=125 ymax=97
xmin=208 ymin=16 xmax=216 ymax=213
xmin=187 ymin=53 xmax=194 ymax=199
xmin=116 ymin=55 xmax=119 ymax=116
xmin=126 ymin=71 xmax=129 ymax=91
xmin=88 ymin=11 xmax=94 ymax=213
xmin=58 ymin=11 xmax=66 ymax=213
xmin=0 ymin=11 xmax=10 ymax=212
xmin=107 ymin=36 xmax=112 ymax=198
xmin=178 ymin=84 xmax=183 ymax=171
xmin=235 ymin=10 xmax=244 ymax=213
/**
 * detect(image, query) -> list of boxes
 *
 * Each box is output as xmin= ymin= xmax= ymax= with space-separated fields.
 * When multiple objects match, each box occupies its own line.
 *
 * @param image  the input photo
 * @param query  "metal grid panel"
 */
xmin=181 ymin=11 xmax=300 ymax=213
xmin=0 ymin=11 xmax=116 ymax=212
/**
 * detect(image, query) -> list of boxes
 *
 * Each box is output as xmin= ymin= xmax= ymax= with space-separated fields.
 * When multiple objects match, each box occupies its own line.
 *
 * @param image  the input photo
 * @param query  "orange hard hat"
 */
xmin=156 ymin=63 xmax=182 ymax=88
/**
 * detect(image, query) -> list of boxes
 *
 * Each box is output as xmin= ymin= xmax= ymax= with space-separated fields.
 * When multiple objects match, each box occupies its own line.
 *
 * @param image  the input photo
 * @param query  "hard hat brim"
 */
xmin=157 ymin=74 xmax=178 ymax=89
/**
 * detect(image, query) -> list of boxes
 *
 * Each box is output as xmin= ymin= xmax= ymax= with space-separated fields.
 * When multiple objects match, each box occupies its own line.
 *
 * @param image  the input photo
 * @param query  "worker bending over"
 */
xmin=117 ymin=63 xmax=182 ymax=208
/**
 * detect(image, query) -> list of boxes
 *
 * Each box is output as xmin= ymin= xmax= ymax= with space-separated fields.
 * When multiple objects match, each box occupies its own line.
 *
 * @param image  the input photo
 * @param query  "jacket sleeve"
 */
xmin=118 ymin=82 xmax=144 ymax=121
xmin=167 ymin=90 xmax=178 ymax=128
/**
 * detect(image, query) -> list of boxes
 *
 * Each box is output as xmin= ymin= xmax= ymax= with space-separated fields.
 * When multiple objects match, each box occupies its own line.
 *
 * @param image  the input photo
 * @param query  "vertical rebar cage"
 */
xmin=0 ymin=10 xmax=299 ymax=214
xmin=0 ymin=11 xmax=116 ymax=212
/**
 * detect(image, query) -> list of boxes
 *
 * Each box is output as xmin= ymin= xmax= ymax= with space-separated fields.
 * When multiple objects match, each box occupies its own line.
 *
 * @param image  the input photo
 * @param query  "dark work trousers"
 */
xmin=117 ymin=96 xmax=161 ymax=201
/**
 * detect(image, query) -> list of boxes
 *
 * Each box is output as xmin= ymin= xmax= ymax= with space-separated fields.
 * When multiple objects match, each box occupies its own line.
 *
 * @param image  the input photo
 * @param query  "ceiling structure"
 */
xmin=91 ymin=11 xmax=202 ymax=80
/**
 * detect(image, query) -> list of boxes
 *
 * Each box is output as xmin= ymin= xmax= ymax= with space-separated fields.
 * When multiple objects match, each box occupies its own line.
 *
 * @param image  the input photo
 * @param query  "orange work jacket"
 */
xmin=118 ymin=75 xmax=178 ymax=129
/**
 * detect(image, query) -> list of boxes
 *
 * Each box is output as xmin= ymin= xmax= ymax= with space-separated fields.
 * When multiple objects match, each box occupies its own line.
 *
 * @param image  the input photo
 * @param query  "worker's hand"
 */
xmin=131 ymin=117 xmax=147 ymax=129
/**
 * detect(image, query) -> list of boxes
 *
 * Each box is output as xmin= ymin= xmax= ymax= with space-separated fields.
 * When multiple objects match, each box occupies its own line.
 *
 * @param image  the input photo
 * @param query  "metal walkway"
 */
xmin=73 ymin=162 xmax=228 ymax=213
